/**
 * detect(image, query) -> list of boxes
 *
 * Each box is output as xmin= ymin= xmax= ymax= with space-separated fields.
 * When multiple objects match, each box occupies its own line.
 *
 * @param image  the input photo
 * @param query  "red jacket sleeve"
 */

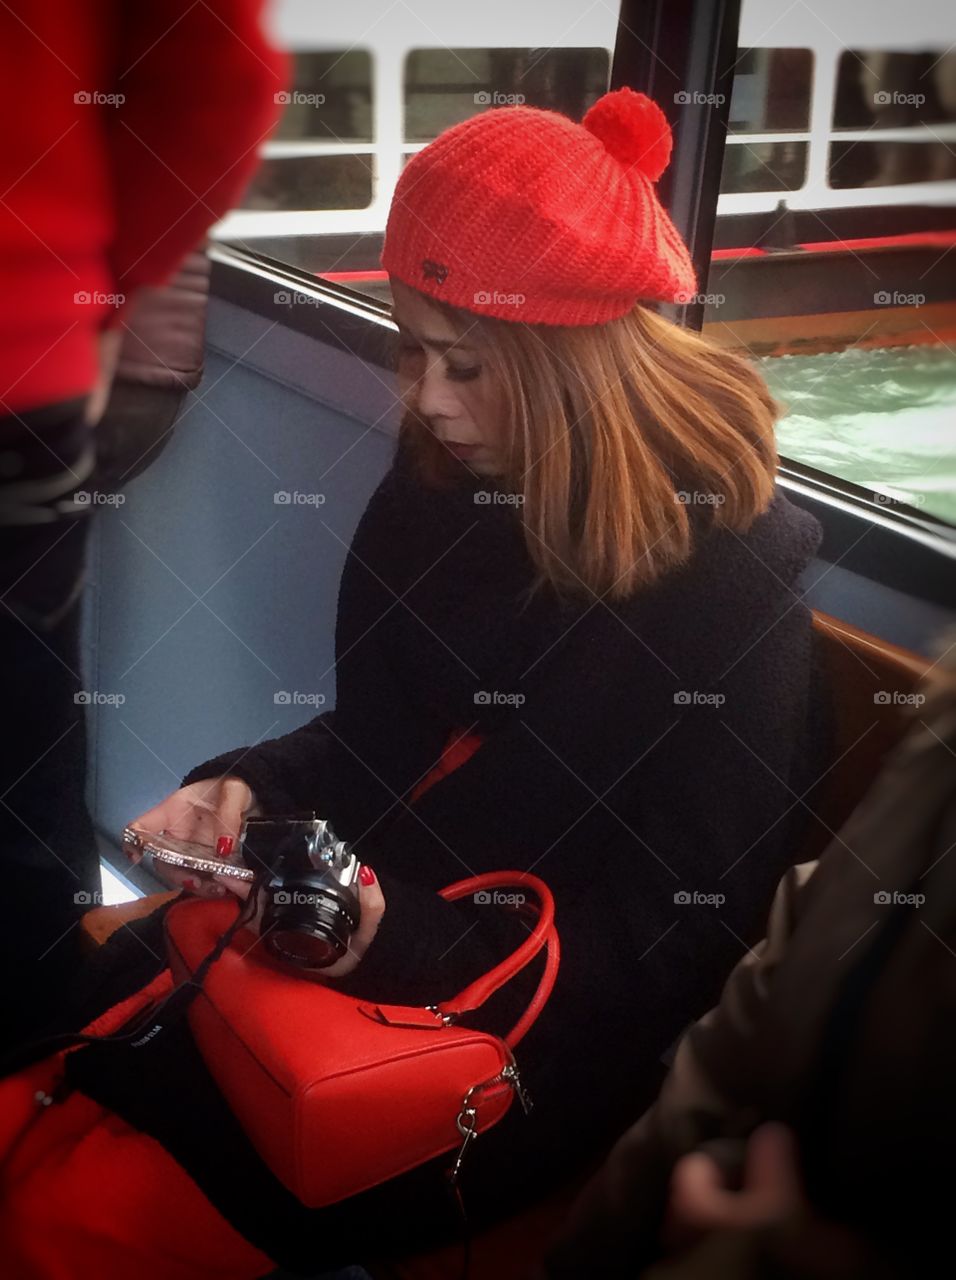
xmin=104 ymin=0 xmax=287 ymax=299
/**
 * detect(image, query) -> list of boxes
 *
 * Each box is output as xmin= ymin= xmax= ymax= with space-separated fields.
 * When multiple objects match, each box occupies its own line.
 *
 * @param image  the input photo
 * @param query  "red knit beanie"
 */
xmin=381 ymin=87 xmax=697 ymax=327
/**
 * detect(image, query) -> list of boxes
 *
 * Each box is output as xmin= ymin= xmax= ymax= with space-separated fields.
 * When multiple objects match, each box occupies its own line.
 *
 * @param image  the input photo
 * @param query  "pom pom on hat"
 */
xmin=583 ymin=87 xmax=673 ymax=182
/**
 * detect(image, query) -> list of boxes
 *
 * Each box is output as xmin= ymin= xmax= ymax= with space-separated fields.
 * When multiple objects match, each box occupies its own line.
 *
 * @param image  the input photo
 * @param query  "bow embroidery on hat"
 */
xmin=422 ymin=258 xmax=449 ymax=284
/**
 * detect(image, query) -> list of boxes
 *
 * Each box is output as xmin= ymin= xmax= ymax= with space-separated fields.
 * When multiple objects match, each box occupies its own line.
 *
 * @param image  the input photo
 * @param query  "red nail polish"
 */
xmin=183 ymin=878 xmax=197 ymax=892
xmin=216 ymin=836 xmax=235 ymax=857
xmin=359 ymin=865 xmax=376 ymax=886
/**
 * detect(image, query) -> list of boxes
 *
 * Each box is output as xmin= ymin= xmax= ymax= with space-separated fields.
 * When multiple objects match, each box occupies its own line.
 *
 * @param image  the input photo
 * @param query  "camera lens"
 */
xmin=262 ymin=883 xmax=357 ymax=970
xmin=268 ymin=927 xmax=341 ymax=969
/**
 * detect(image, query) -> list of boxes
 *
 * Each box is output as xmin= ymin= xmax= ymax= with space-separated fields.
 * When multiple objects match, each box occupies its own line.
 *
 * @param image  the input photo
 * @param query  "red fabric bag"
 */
xmin=0 ymin=969 xmax=275 ymax=1279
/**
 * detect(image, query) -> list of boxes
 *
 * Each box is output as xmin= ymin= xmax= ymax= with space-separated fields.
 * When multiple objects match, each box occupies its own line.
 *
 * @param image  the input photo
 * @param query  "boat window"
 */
xmin=720 ymin=48 xmax=813 ymax=194
xmin=709 ymin=3 xmax=956 ymax=528
xmin=403 ymin=47 xmax=610 ymax=142
xmin=211 ymin=6 xmax=621 ymax=301
xmin=237 ymin=51 xmax=374 ymax=213
xmin=829 ymin=48 xmax=956 ymax=188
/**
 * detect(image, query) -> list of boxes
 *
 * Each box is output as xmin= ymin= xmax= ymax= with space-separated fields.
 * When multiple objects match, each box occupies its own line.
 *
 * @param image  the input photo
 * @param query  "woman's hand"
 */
xmin=312 ymin=866 xmax=385 ymax=979
xmin=130 ymin=781 xmax=384 ymax=976
xmin=127 ymin=776 xmax=262 ymax=898
xmin=233 ymin=864 xmax=386 ymax=980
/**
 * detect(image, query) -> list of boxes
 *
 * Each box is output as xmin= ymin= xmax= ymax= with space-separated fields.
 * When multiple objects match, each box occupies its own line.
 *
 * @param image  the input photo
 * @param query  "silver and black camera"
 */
xmin=242 ymin=816 xmax=362 ymax=971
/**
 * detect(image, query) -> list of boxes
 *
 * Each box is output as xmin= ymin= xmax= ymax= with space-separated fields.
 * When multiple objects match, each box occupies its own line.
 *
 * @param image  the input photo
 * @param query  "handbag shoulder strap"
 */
xmin=435 ymin=872 xmax=559 ymax=1048
xmin=504 ymin=923 xmax=559 ymax=1049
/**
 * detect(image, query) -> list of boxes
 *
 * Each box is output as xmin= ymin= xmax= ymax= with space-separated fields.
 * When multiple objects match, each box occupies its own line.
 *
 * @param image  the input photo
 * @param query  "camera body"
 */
xmin=240 ymin=816 xmax=362 ymax=971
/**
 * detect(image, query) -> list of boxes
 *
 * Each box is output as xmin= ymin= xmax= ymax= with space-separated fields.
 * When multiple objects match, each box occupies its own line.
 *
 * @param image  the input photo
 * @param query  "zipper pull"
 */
xmin=447 ymin=1105 xmax=479 ymax=1187
xmin=503 ymin=1063 xmax=533 ymax=1115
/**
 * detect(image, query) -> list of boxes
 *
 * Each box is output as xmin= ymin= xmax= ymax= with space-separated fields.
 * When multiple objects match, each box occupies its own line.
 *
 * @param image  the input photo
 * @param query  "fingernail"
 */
xmin=359 ymin=865 xmax=376 ymax=886
xmin=183 ymin=878 xmax=198 ymax=892
xmin=216 ymin=835 xmax=235 ymax=857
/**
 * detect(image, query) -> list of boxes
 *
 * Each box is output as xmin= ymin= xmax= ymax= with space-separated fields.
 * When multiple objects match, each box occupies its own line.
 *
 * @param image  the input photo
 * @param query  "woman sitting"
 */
xmin=3 ymin=88 xmax=829 ymax=1279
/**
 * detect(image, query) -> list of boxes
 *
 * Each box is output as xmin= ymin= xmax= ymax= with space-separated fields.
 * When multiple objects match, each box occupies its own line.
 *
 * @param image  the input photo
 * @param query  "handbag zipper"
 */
xmin=447 ymin=1061 xmax=533 ymax=1186
xmin=496 ymin=1062 xmax=533 ymax=1115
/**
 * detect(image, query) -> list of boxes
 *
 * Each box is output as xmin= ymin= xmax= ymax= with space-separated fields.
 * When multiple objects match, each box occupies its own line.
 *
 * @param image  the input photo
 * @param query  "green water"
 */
xmin=759 ymin=344 xmax=956 ymax=526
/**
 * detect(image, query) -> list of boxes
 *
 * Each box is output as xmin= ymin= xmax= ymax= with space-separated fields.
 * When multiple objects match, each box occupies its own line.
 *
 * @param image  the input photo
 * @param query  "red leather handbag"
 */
xmin=164 ymin=871 xmax=559 ymax=1207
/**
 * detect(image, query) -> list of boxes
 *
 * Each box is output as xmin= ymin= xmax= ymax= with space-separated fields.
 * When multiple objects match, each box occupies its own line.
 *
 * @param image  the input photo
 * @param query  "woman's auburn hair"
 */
xmin=396 ymin=298 xmax=780 ymax=605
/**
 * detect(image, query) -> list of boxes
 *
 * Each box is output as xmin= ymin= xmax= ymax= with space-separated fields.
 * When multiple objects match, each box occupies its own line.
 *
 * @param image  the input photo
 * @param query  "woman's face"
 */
xmin=390 ymin=277 xmax=504 ymax=478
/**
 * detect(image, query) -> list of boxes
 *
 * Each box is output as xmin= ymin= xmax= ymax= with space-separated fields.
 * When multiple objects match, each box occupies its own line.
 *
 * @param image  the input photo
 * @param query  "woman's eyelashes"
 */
xmin=397 ymin=343 xmax=480 ymax=382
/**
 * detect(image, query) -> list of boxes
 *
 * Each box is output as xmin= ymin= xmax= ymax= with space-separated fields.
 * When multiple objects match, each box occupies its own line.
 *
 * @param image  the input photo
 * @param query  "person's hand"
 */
xmin=127 ymin=776 xmax=262 ymax=898
xmin=234 ymin=864 xmax=386 ymax=980
xmin=84 ymin=326 xmax=125 ymax=426
xmin=663 ymin=1123 xmax=805 ymax=1251
xmin=658 ymin=1124 xmax=879 ymax=1277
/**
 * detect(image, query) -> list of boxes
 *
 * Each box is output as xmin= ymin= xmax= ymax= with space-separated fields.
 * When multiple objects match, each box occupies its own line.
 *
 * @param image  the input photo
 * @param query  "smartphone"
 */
xmin=122 ymin=826 xmax=256 ymax=882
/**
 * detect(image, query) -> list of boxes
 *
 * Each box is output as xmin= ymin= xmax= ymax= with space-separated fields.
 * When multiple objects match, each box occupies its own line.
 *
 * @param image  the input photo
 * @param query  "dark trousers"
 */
xmin=1 ymin=397 xmax=101 ymax=1041
xmin=1 ymin=383 xmax=187 ymax=1044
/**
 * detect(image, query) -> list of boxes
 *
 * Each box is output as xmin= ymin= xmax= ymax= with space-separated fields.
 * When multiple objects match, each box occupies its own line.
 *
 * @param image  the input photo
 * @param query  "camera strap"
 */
xmin=0 ymin=889 xmax=258 ymax=1081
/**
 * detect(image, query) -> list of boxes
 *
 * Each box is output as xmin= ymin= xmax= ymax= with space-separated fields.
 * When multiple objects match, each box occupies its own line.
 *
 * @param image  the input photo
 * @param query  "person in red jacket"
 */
xmin=0 ymin=0 xmax=287 ymax=1039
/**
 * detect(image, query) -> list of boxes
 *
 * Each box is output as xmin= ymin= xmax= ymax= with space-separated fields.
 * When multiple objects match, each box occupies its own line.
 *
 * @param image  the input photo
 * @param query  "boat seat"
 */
xmin=799 ymin=610 xmax=927 ymax=860
xmin=80 ymin=888 xmax=180 ymax=951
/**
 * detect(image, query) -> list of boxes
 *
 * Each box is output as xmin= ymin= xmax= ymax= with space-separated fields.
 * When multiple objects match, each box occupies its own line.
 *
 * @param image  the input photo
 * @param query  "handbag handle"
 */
xmin=436 ymin=872 xmax=559 ymax=1048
